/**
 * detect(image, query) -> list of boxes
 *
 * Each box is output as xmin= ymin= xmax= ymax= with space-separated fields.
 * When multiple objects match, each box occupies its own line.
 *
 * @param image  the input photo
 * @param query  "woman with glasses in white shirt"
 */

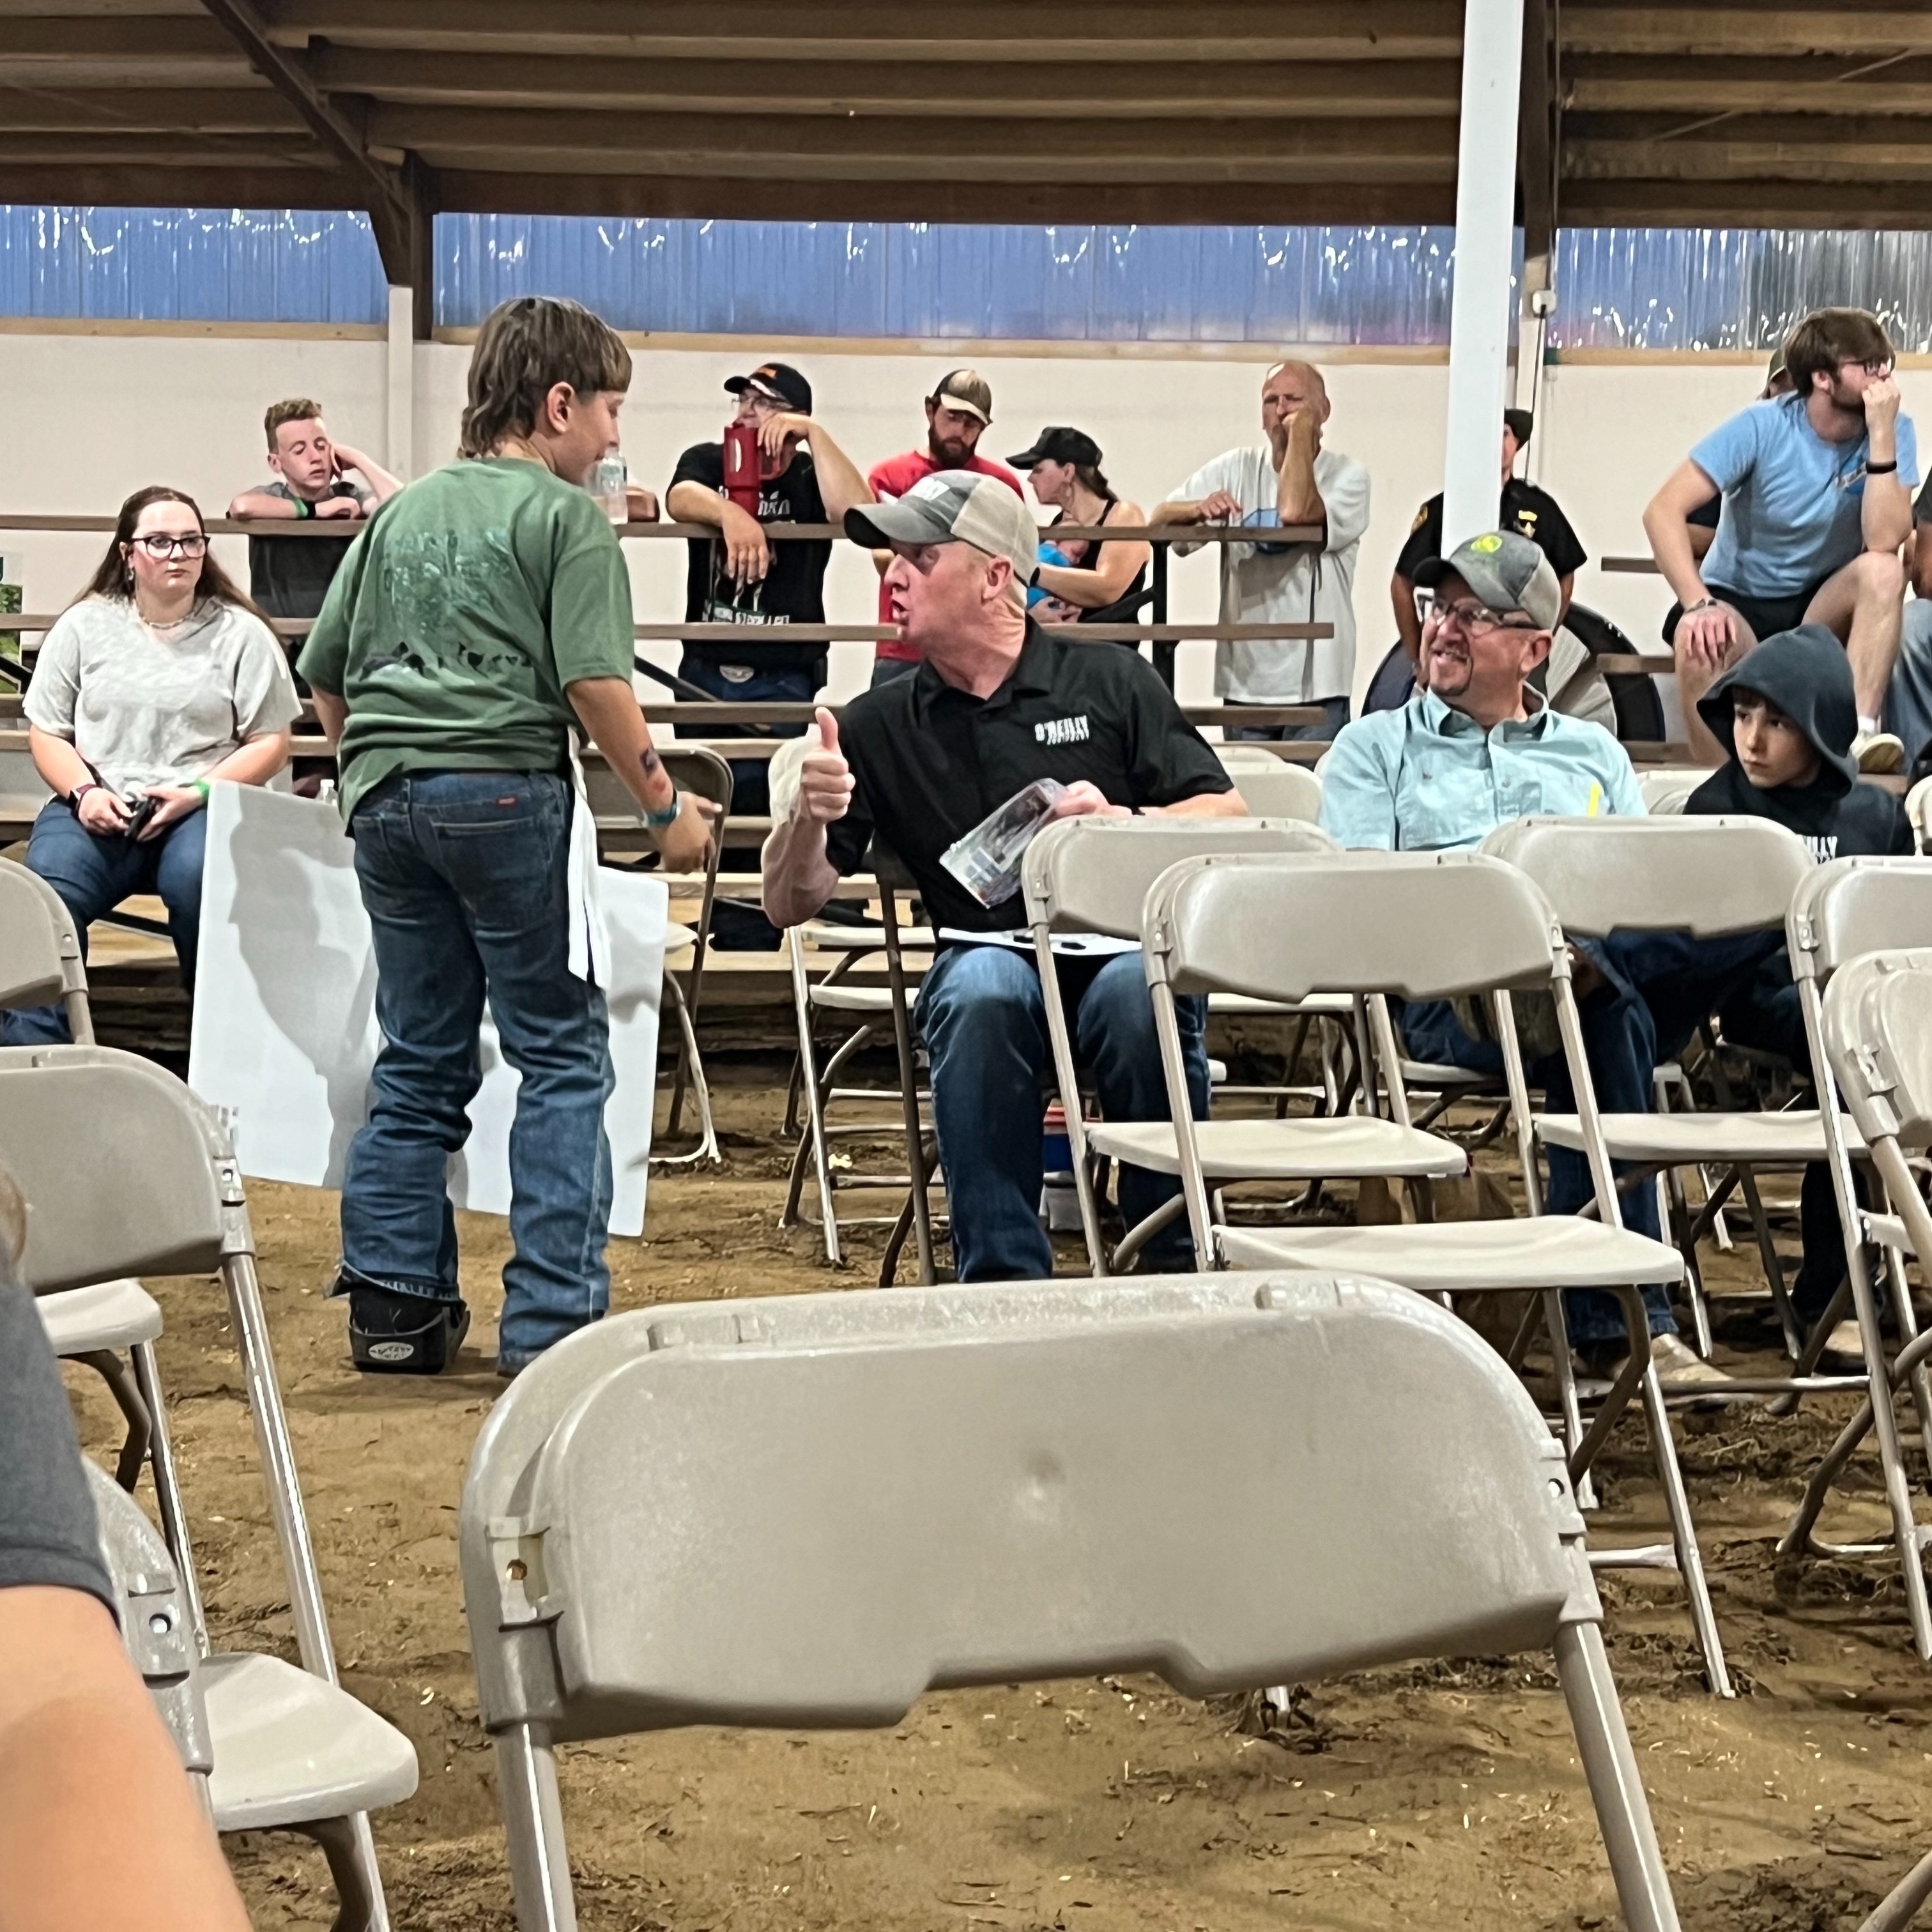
xmin=8 ymin=486 xmax=300 ymax=1043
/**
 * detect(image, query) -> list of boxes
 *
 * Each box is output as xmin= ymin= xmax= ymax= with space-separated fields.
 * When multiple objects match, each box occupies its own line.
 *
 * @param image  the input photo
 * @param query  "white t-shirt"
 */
xmin=1170 ymin=444 xmax=1371 ymax=703
xmin=25 ymin=595 xmax=300 ymax=794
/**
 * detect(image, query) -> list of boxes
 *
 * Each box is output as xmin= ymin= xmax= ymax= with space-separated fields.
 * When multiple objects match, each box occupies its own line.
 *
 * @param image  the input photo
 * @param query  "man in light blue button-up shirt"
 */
xmin=1319 ymin=544 xmax=1644 ymax=852
xmin=1319 ymin=532 xmax=1763 ymax=1388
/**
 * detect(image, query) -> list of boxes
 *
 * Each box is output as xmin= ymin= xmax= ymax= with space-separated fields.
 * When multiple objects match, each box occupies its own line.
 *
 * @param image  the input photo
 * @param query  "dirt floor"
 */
xmin=61 ymin=1059 xmax=1932 ymax=1932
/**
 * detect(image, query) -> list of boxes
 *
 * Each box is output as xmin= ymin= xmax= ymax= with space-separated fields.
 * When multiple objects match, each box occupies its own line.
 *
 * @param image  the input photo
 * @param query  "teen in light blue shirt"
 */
xmin=1691 ymin=393 xmax=1918 ymax=601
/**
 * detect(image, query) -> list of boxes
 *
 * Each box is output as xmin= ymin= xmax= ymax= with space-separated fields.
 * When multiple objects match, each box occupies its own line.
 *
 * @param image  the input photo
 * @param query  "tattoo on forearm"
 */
xmin=639 ymin=749 xmax=663 ymax=780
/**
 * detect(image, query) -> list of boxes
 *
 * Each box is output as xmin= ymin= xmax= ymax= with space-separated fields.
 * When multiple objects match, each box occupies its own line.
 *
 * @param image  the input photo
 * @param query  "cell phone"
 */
xmin=122 ymin=792 xmax=161 ymax=838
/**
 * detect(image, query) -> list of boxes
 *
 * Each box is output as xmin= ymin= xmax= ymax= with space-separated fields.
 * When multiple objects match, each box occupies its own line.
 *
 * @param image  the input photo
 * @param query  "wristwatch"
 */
xmin=644 ymin=792 xmax=682 ymax=829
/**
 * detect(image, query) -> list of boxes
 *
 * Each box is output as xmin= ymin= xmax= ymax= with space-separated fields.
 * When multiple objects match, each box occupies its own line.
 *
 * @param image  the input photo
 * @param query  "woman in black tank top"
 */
xmin=1009 ymin=425 xmax=1151 ymax=631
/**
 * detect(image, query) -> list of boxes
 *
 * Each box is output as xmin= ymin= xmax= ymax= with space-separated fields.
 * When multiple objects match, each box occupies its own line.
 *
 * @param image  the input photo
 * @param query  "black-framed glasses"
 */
xmin=1415 ymin=590 xmax=1535 ymax=633
xmin=130 ymin=533 xmax=208 ymax=558
xmin=1840 ymin=356 xmax=1894 ymax=378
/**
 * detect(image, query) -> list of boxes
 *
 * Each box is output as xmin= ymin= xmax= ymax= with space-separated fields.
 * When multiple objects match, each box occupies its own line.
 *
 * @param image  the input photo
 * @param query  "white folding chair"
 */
xmin=1019 ymin=815 xmax=1459 ymax=1273
xmin=1486 ymin=816 xmax=1830 ymax=1367
xmin=461 ymin=1272 xmax=1681 ymax=1932
xmin=1905 ymin=774 xmax=1932 ymax=854
xmin=1140 ymin=848 xmax=1730 ymax=1694
xmin=1777 ymin=862 xmax=1932 ymax=1657
xmin=0 ymin=1046 xmax=416 ymax=1931
xmin=1217 ymin=758 xmax=1322 ymax=821
xmin=0 ymin=860 xmax=175 ymax=1494
xmin=1637 ymin=770 xmax=1701 ymax=816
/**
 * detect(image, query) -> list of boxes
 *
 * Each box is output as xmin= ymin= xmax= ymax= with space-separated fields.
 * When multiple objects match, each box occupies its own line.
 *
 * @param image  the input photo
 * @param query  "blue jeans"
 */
xmin=914 ymin=943 xmax=1208 ymax=1282
xmin=1886 ymin=597 xmax=1932 ymax=772
xmin=1400 ymin=928 xmax=1782 ymax=1348
xmin=676 ymin=652 xmax=822 ymax=818
xmin=1225 ymin=695 xmax=1349 ymax=744
xmin=3 ymin=797 xmax=206 ymax=1045
xmin=339 ymin=771 xmax=615 ymax=1368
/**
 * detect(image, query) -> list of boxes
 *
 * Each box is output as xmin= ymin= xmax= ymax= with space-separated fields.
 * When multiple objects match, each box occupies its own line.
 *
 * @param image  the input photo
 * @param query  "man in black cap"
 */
xmin=664 ymin=361 xmax=872 ymax=827
xmin=1389 ymin=410 xmax=1586 ymax=667
xmin=762 ymin=470 xmax=1243 ymax=1283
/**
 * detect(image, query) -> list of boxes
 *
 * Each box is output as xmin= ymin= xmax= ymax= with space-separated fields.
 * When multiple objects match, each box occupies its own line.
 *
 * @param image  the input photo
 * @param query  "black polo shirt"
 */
xmin=824 ymin=623 xmax=1233 ymax=933
xmin=1394 ymin=477 xmax=1588 ymax=584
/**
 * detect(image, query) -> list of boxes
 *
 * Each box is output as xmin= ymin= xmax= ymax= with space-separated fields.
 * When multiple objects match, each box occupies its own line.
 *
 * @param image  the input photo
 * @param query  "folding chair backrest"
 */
xmin=582 ymin=745 xmax=733 ymax=824
xmin=463 ymin=1271 xmax=1589 ymax=1741
xmin=1219 ymin=760 xmax=1323 ymax=822
xmin=0 ymin=1046 xmax=224 ymax=1292
xmin=1142 ymin=850 xmax=1558 ymax=1002
xmin=0 ymin=859 xmax=88 ymax=1022
xmin=1820 ymin=949 xmax=1932 ymax=1155
xmin=1637 ymin=771 xmax=1699 ymax=816
xmin=1022 ymin=816 xmax=1335 ymax=940
xmin=1788 ymin=856 xmax=1932 ymax=981
xmin=1482 ymin=815 xmax=1811 ymax=938
xmin=84 ymin=1460 xmax=211 ymax=1777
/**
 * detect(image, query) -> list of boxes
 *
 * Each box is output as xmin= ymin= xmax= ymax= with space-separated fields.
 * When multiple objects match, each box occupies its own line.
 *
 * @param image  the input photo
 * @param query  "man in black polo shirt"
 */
xmin=762 ymin=471 xmax=1244 ymax=1282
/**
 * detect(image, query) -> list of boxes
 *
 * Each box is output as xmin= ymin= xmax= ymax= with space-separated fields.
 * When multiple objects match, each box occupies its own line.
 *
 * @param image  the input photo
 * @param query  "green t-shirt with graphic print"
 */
xmin=296 ymin=456 xmax=634 ymax=818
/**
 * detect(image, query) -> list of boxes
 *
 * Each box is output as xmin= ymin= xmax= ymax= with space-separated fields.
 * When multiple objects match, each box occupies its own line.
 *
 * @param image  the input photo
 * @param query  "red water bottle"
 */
xmin=723 ymin=421 xmax=761 ymax=513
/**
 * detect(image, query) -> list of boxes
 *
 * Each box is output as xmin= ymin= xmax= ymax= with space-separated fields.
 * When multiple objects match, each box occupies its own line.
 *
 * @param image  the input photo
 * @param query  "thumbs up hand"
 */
xmin=797 ymin=705 xmax=854 ymax=825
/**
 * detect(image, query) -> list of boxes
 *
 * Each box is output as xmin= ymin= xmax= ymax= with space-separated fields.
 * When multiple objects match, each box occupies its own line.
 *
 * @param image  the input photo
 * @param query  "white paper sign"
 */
xmin=188 ymin=783 xmax=663 ymax=1236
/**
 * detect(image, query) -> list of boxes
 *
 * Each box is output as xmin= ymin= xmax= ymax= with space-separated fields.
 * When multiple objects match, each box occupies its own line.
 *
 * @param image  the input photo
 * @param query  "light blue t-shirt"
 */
xmin=1692 ymin=393 xmax=1919 ymax=599
xmin=1318 ymin=689 xmax=1644 ymax=852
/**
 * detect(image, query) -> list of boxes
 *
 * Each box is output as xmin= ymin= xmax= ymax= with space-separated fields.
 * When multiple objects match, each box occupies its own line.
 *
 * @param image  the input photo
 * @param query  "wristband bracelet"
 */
xmin=191 ymin=779 xmax=210 ymax=800
xmin=69 ymin=780 xmax=98 ymax=808
xmin=294 ymin=496 xmax=314 ymax=519
xmin=1683 ymin=597 xmax=1718 ymax=614
xmin=1868 ymin=459 xmax=1899 ymax=475
xmin=643 ymin=791 xmax=682 ymax=829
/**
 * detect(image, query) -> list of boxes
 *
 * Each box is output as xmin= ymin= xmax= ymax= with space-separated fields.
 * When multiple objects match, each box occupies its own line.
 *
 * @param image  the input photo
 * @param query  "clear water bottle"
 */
xmin=586 ymin=455 xmax=628 ymax=525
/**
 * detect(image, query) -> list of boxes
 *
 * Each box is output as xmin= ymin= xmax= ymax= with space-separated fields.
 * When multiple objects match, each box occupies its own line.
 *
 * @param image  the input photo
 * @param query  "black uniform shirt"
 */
xmin=1395 ymin=477 xmax=1588 ymax=583
xmin=824 ymin=622 xmax=1233 ymax=933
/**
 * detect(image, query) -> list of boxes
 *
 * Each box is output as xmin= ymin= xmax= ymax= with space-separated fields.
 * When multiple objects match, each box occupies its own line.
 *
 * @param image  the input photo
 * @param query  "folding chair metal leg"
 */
xmin=1554 ymin=1620 xmax=1682 ymax=1932
xmin=783 ymin=931 xmax=842 ymax=1264
xmin=132 ymin=1337 xmax=206 ymax=1655
xmin=650 ymin=979 xmax=720 ymax=1167
xmin=73 ymin=1347 xmax=151 ymax=1491
xmin=498 ymin=1723 xmax=576 ymax=1932
xmin=878 ymin=887 xmax=934 ymax=1285
xmin=1660 ymin=1165 xmax=1715 ymax=1360
xmin=221 ymin=1225 xmax=393 ymax=1928
xmin=1735 ymin=1166 xmax=1801 ymax=1358
xmin=289 ymin=1815 xmax=385 ymax=1932
xmin=1639 ymin=1363 xmax=1733 ymax=1697
xmin=1855 ymin=1844 xmax=1932 ymax=1932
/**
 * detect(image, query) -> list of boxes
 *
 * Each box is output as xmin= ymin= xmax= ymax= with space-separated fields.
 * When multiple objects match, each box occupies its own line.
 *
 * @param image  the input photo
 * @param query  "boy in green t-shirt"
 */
xmin=300 ymin=296 xmax=712 ymax=1377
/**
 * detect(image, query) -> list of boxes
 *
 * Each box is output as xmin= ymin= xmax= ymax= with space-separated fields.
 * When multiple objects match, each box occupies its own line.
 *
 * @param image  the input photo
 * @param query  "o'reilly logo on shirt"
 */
xmin=1036 ymin=714 xmax=1091 ymax=746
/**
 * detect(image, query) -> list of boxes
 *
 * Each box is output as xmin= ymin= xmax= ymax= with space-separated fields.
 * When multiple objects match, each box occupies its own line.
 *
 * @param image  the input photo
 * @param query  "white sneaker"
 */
xmin=1625 ymin=1331 xmax=1738 ymax=1400
xmin=1820 ymin=1319 xmax=1867 ymax=1372
xmin=1853 ymin=729 xmax=1905 ymax=775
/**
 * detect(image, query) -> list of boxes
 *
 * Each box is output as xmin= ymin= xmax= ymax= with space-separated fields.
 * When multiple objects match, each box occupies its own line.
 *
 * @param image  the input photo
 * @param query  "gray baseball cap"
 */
xmin=845 ymin=469 xmax=1038 ymax=606
xmin=1413 ymin=528 xmax=1561 ymax=631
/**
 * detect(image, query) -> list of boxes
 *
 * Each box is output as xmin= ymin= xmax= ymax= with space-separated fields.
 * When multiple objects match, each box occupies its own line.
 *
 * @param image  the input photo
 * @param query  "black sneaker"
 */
xmin=348 ymin=1284 xmax=470 ymax=1376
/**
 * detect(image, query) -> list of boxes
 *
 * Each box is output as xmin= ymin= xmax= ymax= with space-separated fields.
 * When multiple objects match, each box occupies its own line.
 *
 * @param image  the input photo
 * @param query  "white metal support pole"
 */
xmin=1441 ymin=0 xmax=1526 ymax=551
xmin=385 ymin=283 xmax=415 ymax=480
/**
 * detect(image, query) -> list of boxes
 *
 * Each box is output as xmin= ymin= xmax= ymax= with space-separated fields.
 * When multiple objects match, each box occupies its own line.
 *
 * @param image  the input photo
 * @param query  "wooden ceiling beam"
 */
xmin=0 ymin=86 xmax=302 ymax=131
xmin=1559 ymin=176 xmax=1932 ymax=228
xmin=369 ymin=103 xmax=1460 ymax=168
xmin=429 ymin=167 xmax=1462 ymax=226
xmin=0 ymin=162 xmax=365 ymax=206
xmin=1560 ymin=4 xmax=1932 ymax=59
xmin=261 ymin=0 xmax=1466 ymax=61
xmin=1566 ymin=139 xmax=1932 ymax=184
xmin=307 ymin=46 xmax=1462 ymax=116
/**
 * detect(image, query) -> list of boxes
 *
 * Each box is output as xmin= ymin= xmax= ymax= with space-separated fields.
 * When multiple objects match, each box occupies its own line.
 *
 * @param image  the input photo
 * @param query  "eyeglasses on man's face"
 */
xmin=130 ymin=533 xmax=208 ymax=558
xmin=1415 ymin=590 xmax=1535 ymax=634
xmin=1839 ymin=356 xmax=1894 ymax=379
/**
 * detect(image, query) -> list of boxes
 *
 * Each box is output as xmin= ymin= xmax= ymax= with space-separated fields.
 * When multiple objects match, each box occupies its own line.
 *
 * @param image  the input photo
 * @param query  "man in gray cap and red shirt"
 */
xmin=762 ymin=470 xmax=1245 ymax=1282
